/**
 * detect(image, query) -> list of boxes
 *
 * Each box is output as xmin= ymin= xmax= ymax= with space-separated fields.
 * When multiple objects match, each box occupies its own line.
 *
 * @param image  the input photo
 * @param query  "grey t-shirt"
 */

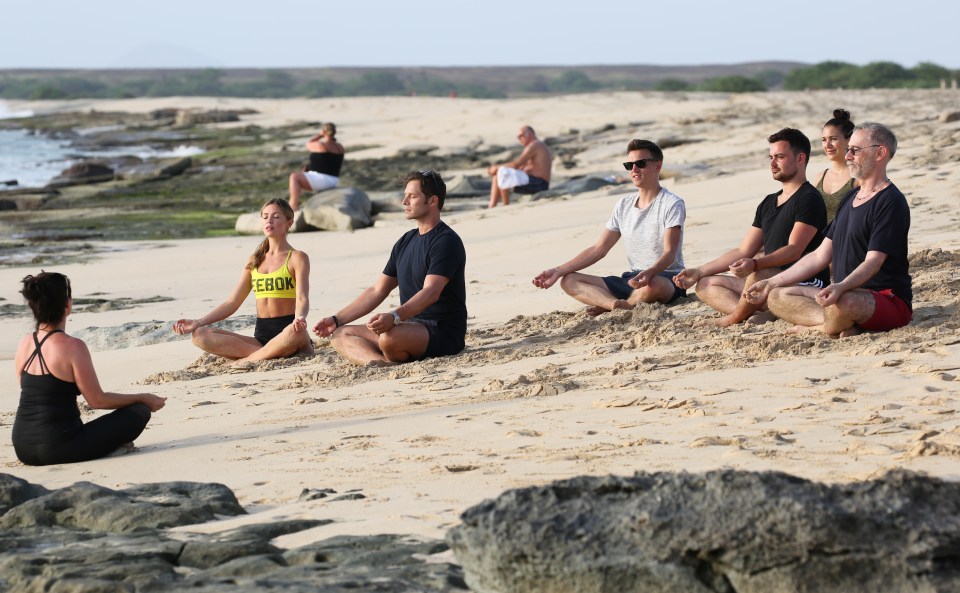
xmin=605 ymin=187 xmax=685 ymax=275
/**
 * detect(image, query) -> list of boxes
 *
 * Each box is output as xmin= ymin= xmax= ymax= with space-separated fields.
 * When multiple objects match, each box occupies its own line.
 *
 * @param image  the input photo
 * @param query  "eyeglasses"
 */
xmin=622 ymin=159 xmax=658 ymax=171
xmin=844 ymin=144 xmax=880 ymax=156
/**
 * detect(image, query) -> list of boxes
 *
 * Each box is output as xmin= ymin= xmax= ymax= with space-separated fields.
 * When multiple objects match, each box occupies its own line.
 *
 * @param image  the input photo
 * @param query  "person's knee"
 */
xmin=559 ymin=273 xmax=579 ymax=295
xmin=191 ymin=326 xmax=212 ymax=348
xmin=128 ymin=402 xmax=151 ymax=424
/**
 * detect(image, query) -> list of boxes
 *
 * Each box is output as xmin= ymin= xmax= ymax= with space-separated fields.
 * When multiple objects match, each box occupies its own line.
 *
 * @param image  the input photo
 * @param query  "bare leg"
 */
xmin=289 ymin=172 xmax=312 ymax=211
xmin=191 ymin=326 xmax=262 ymax=360
xmin=767 ymin=286 xmax=826 ymax=331
xmin=694 ymin=275 xmax=746 ymax=319
xmin=378 ymin=323 xmax=430 ymax=363
xmin=234 ymin=323 xmax=314 ymax=364
xmin=500 ymin=188 xmax=512 ymax=206
xmin=330 ymin=325 xmax=390 ymax=366
xmin=488 ymin=171 xmax=502 ymax=208
xmin=626 ymin=275 xmax=680 ymax=306
xmin=560 ymin=272 xmax=630 ymax=314
xmin=823 ymin=290 xmax=876 ymax=337
xmin=715 ymin=269 xmax=776 ymax=327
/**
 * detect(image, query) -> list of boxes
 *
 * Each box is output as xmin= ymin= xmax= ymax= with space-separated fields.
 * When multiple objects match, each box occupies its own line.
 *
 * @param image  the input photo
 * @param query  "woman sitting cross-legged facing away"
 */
xmin=13 ymin=272 xmax=166 ymax=466
xmin=173 ymin=197 xmax=313 ymax=363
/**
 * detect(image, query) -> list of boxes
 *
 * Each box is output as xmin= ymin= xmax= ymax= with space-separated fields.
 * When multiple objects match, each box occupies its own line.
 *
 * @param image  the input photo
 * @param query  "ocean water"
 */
xmin=0 ymin=102 xmax=204 ymax=189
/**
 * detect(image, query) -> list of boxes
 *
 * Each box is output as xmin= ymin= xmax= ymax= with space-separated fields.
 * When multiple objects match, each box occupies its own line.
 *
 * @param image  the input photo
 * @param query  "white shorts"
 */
xmin=496 ymin=167 xmax=529 ymax=190
xmin=304 ymin=171 xmax=339 ymax=192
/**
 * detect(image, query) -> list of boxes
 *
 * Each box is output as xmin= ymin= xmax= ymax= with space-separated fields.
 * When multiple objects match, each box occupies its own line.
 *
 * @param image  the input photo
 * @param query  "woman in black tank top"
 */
xmin=12 ymin=272 xmax=166 ymax=465
xmin=288 ymin=121 xmax=345 ymax=211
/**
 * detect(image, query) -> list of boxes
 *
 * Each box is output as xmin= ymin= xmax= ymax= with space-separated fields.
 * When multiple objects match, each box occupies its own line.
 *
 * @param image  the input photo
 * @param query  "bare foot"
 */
xmin=107 ymin=442 xmax=136 ymax=457
xmin=839 ymin=326 xmax=862 ymax=338
xmin=612 ymin=299 xmax=634 ymax=311
xmin=746 ymin=311 xmax=777 ymax=325
xmin=786 ymin=324 xmax=819 ymax=335
xmin=584 ymin=305 xmax=609 ymax=317
xmin=712 ymin=314 xmax=741 ymax=327
xmin=366 ymin=359 xmax=397 ymax=367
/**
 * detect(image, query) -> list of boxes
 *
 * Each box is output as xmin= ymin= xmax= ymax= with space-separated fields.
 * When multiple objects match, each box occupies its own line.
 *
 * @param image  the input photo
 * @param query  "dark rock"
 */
xmin=527 ymin=175 xmax=614 ymax=200
xmin=330 ymin=492 xmax=366 ymax=502
xmin=48 ymin=162 xmax=115 ymax=187
xmin=301 ymin=187 xmax=373 ymax=231
xmin=299 ymin=487 xmax=338 ymax=501
xmin=939 ymin=110 xmax=960 ymax=124
xmin=119 ymin=156 xmax=192 ymax=181
xmin=1 ymin=179 xmax=16 ymax=186
xmin=0 ymin=475 xmax=463 ymax=592
xmin=656 ymin=136 xmax=703 ymax=149
xmin=0 ymin=473 xmax=49 ymax=516
xmin=0 ymin=480 xmax=245 ymax=532
xmin=174 ymin=109 xmax=241 ymax=127
xmin=448 ymin=469 xmax=960 ymax=593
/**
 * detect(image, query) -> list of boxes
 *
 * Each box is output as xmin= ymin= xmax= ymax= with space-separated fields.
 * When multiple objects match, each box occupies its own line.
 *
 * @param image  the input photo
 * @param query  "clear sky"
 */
xmin=3 ymin=0 xmax=957 ymax=69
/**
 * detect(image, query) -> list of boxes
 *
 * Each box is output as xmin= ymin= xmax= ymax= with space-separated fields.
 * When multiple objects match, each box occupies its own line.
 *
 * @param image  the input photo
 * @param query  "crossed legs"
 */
xmin=767 ymin=285 xmax=876 ymax=338
xmin=191 ymin=324 xmax=313 ymax=364
xmin=331 ymin=323 xmax=430 ymax=366
xmin=696 ymin=270 xmax=777 ymax=327
xmin=559 ymin=272 xmax=677 ymax=316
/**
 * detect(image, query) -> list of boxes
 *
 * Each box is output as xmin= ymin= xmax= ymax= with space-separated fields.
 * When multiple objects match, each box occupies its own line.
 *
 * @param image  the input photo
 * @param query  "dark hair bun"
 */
xmin=832 ymin=108 xmax=851 ymax=121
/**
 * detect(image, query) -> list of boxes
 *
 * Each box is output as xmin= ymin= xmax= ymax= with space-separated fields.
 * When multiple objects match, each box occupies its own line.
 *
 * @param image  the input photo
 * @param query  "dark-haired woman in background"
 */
xmin=816 ymin=108 xmax=858 ymax=223
xmin=173 ymin=197 xmax=312 ymax=362
xmin=13 ymin=272 xmax=166 ymax=465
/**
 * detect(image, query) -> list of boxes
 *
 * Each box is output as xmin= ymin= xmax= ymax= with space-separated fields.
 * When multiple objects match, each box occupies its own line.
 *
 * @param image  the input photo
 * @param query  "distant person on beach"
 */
xmin=173 ymin=198 xmax=313 ymax=363
xmin=288 ymin=122 xmax=344 ymax=211
xmin=13 ymin=272 xmax=166 ymax=466
xmin=673 ymin=128 xmax=828 ymax=326
xmin=745 ymin=123 xmax=911 ymax=337
xmin=815 ymin=109 xmax=858 ymax=223
xmin=314 ymin=170 xmax=467 ymax=366
xmin=487 ymin=125 xmax=552 ymax=208
xmin=532 ymin=139 xmax=686 ymax=315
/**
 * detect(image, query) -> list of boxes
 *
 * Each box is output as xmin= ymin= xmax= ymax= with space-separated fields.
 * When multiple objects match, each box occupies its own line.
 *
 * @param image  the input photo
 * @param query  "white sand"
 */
xmin=1 ymin=90 xmax=959 ymax=547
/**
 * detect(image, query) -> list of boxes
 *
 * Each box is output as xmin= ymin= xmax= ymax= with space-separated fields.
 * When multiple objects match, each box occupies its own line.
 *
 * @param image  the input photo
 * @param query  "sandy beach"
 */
xmin=1 ymin=89 xmax=959 ymax=550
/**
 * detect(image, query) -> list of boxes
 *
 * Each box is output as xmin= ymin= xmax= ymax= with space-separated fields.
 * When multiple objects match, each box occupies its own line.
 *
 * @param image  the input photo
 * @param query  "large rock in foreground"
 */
xmin=448 ymin=469 xmax=960 ymax=593
xmin=302 ymin=186 xmax=373 ymax=231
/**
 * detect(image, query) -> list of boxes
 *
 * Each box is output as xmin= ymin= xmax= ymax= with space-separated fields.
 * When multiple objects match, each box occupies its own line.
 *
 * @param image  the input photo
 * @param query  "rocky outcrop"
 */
xmin=119 ymin=156 xmax=193 ymax=181
xmin=301 ymin=186 xmax=373 ymax=231
xmin=48 ymin=162 xmax=115 ymax=187
xmin=0 ymin=474 xmax=465 ymax=593
xmin=939 ymin=110 xmax=960 ymax=124
xmin=448 ymin=469 xmax=960 ymax=593
xmin=174 ymin=109 xmax=241 ymax=127
xmin=526 ymin=175 xmax=614 ymax=200
xmin=235 ymin=208 xmax=313 ymax=235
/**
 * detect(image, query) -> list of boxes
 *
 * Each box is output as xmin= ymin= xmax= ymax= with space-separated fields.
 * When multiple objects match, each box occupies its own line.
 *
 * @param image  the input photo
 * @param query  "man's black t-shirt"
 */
xmin=752 ymin=181 xmax=830 ymax=286
xmin=827 ymin=185 xmax=912 ymax=308
xmin=383 ymin=221 xmax=467 ymax=333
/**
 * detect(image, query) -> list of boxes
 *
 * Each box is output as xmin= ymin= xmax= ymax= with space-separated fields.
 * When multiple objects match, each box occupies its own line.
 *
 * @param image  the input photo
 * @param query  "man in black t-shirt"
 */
xmin=745 ymin=123 xmax=912 ymax=337
xmin=673 ymin=128 xmax=828 ymax=326
xmin=313 ymin=171 xmax=467 ymax=365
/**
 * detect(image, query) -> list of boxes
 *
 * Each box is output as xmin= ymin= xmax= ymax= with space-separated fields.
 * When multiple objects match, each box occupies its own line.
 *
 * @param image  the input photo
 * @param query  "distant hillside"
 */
xmin=0 ymin=63 xmax=806 ymax=100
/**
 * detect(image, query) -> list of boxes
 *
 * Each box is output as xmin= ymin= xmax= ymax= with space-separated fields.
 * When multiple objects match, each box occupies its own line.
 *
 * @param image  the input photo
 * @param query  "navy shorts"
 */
xmin=513 ymin=175 xmax=549 ymax=195
xmin=410 ymin=318 xmax=466 ymax=360
xmin=602 ymin=271 xmax=686 ymax=304
xmin=254 ymin=315 xmax=294 ymax=346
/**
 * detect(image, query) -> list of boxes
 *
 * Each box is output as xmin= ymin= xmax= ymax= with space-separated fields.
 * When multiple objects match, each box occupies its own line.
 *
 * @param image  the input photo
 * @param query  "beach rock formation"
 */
xmin=0 ymin=473 xmax=465 ymax=592
xmin=448 ymin=469 xmax=960 ymax=593
xmin=235 ymin=208 xmax=314 ymax=235
xmin=302 ymin=186 xmax=373 ymax=231
xmin=527 ymin=175 xmax=614 ymax=201
xmin=120 ymin=156 xmax=193 ymax=181
xmin=48 ymin=162 xmax=115 ymax=187
xmin=939 ymin=110 xmax=960 ymax=124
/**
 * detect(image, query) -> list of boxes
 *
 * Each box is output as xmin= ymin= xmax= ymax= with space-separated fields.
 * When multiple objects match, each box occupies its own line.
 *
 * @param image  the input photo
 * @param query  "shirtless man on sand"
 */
xmin=487 ymin=125 xmax=552 ymax=208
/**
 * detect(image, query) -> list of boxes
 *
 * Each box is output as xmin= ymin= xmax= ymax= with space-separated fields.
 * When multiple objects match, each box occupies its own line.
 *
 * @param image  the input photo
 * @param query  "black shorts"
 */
xmin=254 ymin=315 xmax=294 ymax=346
xmin=410 ymin=318 xmax=466 ymax=360
xmin=513 ymin=175 xmax=549 ymax=195
xmin=602 ymin=271 xmax=686 ymax=304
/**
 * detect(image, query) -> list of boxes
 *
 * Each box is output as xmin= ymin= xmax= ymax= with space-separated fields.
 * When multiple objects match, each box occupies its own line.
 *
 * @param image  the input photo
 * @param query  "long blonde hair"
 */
xmin=246 ymin=198 xmax=294 ymax=270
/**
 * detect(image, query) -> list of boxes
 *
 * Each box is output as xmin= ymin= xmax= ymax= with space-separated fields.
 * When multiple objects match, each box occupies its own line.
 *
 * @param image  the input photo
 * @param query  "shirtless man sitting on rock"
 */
xmin=487 ymin=125 xmax=552 ymax=208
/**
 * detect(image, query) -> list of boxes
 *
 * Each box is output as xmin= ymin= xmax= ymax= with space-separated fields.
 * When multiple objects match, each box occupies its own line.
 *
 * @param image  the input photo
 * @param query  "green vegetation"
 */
xmin=784 ymin=61 xmax=958 ymax=90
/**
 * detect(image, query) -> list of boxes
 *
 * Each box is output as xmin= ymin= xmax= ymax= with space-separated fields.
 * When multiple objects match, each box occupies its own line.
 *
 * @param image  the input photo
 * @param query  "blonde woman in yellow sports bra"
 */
xmin=173 ymin=198 xmax=313 ymax=362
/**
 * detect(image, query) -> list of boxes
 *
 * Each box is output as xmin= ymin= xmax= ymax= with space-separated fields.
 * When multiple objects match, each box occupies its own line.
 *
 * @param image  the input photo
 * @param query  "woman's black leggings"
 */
xmin=14 ymin=403 xmax=151 ymax=466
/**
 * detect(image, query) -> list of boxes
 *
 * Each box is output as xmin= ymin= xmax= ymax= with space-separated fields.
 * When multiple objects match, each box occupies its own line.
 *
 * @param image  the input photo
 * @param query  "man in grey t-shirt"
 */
xmin=532 ymin=139 xmax=687 ymax=315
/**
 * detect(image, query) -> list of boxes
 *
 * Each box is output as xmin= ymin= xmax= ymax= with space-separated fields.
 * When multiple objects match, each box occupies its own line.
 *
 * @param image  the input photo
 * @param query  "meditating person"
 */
xmin=815 ymin=109 xmax=858 ymax=223
xmin=13 ymin=272 xmax=166 ymax=466
xmin=288 ymin=122 xmax=345 ymax=211
xmin=174 ymin=197 xmax=313 ymax=362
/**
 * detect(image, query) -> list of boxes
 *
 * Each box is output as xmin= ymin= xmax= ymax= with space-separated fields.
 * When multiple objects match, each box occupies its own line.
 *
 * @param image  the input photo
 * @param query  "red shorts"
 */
xmin=858 ymin=289 xmax=912 ymax=331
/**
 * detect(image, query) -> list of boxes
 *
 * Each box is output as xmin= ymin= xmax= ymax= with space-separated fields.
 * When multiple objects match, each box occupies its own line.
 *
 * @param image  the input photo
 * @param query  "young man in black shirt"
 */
xmin=313 ymin=171 xmax=467 ymax=365
xmin=673 ymin=128 xmax=828 ymax=326
xmin=745 ymin=122 xmax=911 ymax=337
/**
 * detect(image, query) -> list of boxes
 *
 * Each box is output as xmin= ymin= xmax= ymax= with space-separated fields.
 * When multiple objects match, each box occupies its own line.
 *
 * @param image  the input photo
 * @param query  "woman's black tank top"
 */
xmin=308 ymin=152 xmax=344 ymax=177
xmin=12 ymin=330 xmax=83 ymax=446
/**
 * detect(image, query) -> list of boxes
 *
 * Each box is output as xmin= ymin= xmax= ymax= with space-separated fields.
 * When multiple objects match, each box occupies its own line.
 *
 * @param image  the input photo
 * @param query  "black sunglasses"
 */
xmin=622 ymin=159 xmax=658 ymax=171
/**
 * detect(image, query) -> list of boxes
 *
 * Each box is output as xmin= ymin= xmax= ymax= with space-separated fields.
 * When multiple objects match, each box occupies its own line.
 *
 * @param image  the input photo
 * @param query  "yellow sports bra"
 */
xmin=250 ymin=250 xmax=296 ymax=299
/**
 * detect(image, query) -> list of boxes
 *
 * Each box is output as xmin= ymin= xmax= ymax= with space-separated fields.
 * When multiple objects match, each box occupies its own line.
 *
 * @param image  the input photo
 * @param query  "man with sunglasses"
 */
xmin=313 ymin=170 xmax=467 ymax=365
xmin=744 ymin=123 xmax=911 ymax=337
xmin=532 ymin=139 xmax=686 ymax=314
xmin=673 ymin=128 xmax=829 ymax=326
xmin=487 ymin=125 xmax=553 ymax=208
